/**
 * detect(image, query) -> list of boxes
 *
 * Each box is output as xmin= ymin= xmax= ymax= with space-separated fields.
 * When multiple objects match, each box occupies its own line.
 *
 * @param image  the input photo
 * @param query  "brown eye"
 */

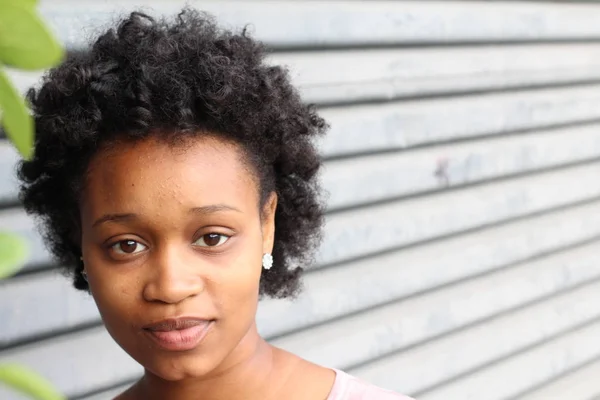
xmin=110 ymin=240 xmax=146 ymax=255
xmin=194 ymin=233 xmax=229 ymax=247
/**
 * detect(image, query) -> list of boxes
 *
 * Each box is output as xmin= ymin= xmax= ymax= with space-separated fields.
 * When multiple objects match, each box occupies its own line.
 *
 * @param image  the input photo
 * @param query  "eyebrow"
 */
xmin=92 ymin=213 xmax=136 ymax=228
xmin=92 ymin=205 xmax=241 ymax=228
xmin=189 ymin=204 xmax=242 ymax=215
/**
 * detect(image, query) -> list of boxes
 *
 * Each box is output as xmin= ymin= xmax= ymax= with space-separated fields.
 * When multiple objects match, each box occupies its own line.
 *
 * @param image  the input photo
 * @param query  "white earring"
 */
xmin=262 ymin=253 xmax=273 ymax=270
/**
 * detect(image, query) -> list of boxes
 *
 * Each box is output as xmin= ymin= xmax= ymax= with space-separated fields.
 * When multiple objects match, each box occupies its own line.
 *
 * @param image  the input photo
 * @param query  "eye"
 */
xmin=193 ymin=233 xmax=230 ymax=247
xmin=110 ymin=240 xmax=147 ymax=255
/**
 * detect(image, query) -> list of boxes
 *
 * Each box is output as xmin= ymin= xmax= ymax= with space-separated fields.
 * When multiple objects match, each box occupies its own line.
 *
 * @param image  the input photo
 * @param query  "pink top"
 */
xmin=327 ymin=369 xmax=414 ymax=400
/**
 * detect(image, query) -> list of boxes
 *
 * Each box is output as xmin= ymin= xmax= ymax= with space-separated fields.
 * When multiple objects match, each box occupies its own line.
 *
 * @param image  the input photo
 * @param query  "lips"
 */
xmin=143 ymin=318 xmax=214 ymax=351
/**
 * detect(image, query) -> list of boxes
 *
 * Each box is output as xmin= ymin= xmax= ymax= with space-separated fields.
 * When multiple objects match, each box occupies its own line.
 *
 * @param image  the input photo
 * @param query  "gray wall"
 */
xmin=2 ymin=1 xmax=600 ymax=399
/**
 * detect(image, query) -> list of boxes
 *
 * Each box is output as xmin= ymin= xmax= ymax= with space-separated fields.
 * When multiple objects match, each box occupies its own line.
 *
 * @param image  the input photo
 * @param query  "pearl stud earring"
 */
xmin=262 ymin=253 xmax=273 ymax=270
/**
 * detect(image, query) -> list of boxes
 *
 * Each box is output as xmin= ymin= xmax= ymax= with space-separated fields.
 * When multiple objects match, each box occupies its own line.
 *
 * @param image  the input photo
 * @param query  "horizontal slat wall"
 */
xmin=2 ymin=1 xmax=600 ymax=399
xmin=36 ymin=1 xmax=600 ymax=48
xmin=11 ymin=44 xmax=600 ymax=105
xmin=273 ymin=44 xmax=600 ymax=104
xmin=519 ymin=358 xmax=600 ymax=400
xmin=420 ymin=320 xmax=600 ymax=400
xmin=320 ymin=85 xmax=600 ymax=157
xmin=352 ymin=278 xmax=600 ymax=396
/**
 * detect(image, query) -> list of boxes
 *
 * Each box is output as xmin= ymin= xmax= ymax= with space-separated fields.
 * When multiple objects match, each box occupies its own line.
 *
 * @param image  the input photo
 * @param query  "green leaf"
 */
xmin=0 ymin=3 xmax=63 ymax=70
xmin=0 ymin=0 xmax=37 ymax=7
xmin=0 ymin=232 xmax=28 ymax=279
xmin=0 ymin=68 xmax=33 ymax=159
xmin=0 ymin=364 xmax=65 ymax=400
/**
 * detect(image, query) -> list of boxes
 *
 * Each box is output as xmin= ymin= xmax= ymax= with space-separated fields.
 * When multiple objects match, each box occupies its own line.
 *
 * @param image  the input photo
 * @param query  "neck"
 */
xmin=136 ymin=324 xmax=280 ymax=400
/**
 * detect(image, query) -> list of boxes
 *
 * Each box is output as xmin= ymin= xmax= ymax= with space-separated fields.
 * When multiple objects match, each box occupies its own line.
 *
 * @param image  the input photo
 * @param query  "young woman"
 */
xmin=18 ymin=9 xmax=413 ymax=400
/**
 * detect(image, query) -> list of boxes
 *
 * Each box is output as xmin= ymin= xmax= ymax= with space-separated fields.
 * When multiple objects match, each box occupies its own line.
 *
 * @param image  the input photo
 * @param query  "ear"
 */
xmin=261 ymin=191 xmax=278 ymax=254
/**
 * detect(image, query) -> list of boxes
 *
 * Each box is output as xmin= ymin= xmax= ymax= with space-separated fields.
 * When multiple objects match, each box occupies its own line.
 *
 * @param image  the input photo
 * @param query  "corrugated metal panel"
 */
xmin=273 ymin=242 xmax=600 ymax=371
xmin=352 ymin=278 xmax=600 ymax=396
xmin=420 ymin=319 xmax=600 ymax=400
xmin=2 ymin=1 xmax=600 ymax=399
xmin=519 ymin=358 xmax=600 ymax=400
xmin=11 ymin=44 xmax=600 ymax=104
xmin=37 ymin=1 xmax=600 ymax=48
xmin=320 ymin=85 xmax=600 ymax=157
xmin=274 ymin=44 xmax=600 ymax=104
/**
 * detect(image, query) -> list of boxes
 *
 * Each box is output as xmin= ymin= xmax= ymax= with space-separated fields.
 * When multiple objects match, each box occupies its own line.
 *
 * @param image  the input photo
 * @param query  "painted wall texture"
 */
xmin=2 ymin=1 xmax=600 ymax=399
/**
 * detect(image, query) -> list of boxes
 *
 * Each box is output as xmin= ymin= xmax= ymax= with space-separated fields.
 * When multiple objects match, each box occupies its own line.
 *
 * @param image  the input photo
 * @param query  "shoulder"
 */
xmin=329 ymin=369 xmax=414 ymax=400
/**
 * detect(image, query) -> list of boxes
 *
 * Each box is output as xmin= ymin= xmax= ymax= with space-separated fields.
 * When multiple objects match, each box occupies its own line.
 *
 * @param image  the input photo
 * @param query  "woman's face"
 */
xmin=80 ymin=135 xmax=276 ymax=381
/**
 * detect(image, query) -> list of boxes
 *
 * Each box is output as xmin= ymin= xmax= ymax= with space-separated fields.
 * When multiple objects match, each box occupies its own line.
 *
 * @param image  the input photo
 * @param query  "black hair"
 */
xmin=17 ymin=9 xmax=327 ymax=298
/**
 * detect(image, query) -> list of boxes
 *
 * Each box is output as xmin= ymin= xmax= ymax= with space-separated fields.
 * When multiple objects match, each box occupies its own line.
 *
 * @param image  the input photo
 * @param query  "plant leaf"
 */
xmin=0 ymin=232 xmax=28 ymax=279
xmin=0 ymin=68 xmax=33 ymax=159
xmin=0 ymin=3 xmax=63 ymax=70
xmin=0 ymin=0 xmax=37 ymax=7
xmin=0 ymin=364 xmax=65 ymax=400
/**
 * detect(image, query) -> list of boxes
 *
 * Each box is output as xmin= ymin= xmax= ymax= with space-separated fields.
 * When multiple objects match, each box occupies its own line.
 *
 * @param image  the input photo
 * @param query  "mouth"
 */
xmin=142 ymin=317 xmax=215 ymax=351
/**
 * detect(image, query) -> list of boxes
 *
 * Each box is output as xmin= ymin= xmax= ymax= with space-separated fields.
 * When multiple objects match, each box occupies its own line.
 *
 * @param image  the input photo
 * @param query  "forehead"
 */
xmin=82 ymin=135 xmax=259 ymax=215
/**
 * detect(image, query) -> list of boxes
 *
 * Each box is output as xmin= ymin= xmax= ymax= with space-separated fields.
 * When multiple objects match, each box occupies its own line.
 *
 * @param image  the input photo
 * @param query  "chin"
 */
xmin=144 ymin=353 xmax=220 ymax=381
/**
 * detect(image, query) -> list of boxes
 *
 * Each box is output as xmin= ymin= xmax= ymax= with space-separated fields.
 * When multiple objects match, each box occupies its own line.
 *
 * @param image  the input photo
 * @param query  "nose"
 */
xmin=142 ymin=245 xmax=204 ymax=304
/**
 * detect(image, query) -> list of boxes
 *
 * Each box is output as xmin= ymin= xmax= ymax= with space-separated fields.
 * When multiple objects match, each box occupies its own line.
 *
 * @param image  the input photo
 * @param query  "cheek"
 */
xmin=215 ymin=244 xmax=262 ymax=313
xmin=88 ymin=266 xmax=140 ymax=329
xmin=88 ymin=269 xmax=152 ymax=366
xmin=208 ymin=237 xmax=263 ymax=336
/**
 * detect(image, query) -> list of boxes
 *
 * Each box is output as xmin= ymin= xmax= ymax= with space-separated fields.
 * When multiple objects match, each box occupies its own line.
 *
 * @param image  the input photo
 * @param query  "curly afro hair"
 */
xmin=17 ymin=9 xmax=327 ymax=299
